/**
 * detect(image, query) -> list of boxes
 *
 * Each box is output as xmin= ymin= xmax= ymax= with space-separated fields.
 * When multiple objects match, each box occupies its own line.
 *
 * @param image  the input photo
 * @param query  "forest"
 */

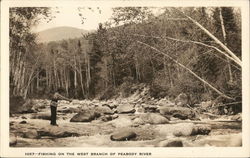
xmin=10 ymin=7 xmax=242 ymax=106
xmin=8 ymin=6 xmax=243 ymax=148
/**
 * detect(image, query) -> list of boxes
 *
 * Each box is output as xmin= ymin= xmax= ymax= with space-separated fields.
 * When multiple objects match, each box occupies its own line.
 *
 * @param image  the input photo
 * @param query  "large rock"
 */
xmin=159 ymin=106 xmax=195 ymax=120
xmin=174 ymin=93 xmax=189 ymax=107
xmin=70 ymin=110 xmax=100 ymax=122
xmin=139 ymin=113 xmax=169 ymax=125
xmin=10 ymin=97 xmax=37 ymax=114
xmin=143 ymin=104 xmax=158 ymax=113
xmin=110 ymin=117 xmax=133 ymax=128
xmin=37 ymin=128 xmax=80 ymax=138
xmin=157 ymin=139 xmax=183 ymax=147
xmin=110 ymin=129 xmax=136 ymax=141
xmin=173 ymin=123 xmax=194 ymax=136
xmin=173 ymin=123 xmax=211 ymax=137
xmin=117 ymin=104 xmax=135 ymax=114
xmin=23 ymin=130 xmax=40 ymax=139
xmin=95 ymin=106 xmax=114 ymax=115
xmin=57 ymin=107 xmax=80 ymax=113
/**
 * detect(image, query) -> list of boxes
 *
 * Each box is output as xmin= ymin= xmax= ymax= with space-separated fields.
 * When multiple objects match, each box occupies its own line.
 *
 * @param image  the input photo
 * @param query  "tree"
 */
xmin=9 ymin=7 xmax=51 ymax=98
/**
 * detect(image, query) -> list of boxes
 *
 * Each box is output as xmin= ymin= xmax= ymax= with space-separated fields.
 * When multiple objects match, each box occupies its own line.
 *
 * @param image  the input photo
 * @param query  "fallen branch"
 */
xmin=131 ymin=33 xmax=241 ymax=67
xmin=137 ymin=40 xmax=233 ymax=100
xmin=177 ymin=10 xmax=242 ymax=66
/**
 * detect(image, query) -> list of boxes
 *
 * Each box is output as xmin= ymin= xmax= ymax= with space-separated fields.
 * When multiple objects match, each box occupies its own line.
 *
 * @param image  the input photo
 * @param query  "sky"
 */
xmin=32 ymin=7 xmax=113 ymax=32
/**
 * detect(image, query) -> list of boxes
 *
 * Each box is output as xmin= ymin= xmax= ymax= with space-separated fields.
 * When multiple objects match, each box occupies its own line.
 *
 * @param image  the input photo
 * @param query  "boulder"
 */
xmin=133 ymin=117 xmax=145 ymax=126
xmin=95 ymin=106 xmax=114 ymax=115
xmin=117 ymin=104 xmax=135 ymax=114
xmin=102 ymin=103 xmax=116 ymax=109
xmin=101 ymin=115 xmax=113 ymax=122
xmin=157 ymin=139 xmax=183 ymax=147
xmin=70 ymin=110 xmax=100 ymax=122
xmin=19 ymin=120 xmax=27 ymax=124
xmin=58 ymin=107 xmax=80 ymax=113
xmin=110 ymin=117 xmax=133 ymax=128
xmin=10 ymin=97 xmax=37 ymax=114
xmin=110 ymin=129 xmax=137 ymax=141
xmin=192 ymin=125 xmax=211 ymax=135
xmin=21 ymin=116 xmax=27 ymax=119
xmin=173 ymin=123 xmax=211 ymax=137
xmin=112 ymin=114 xmax=119 ymax=119
xmin=143 ymin=105 xmax=158 ymax=113
xmin=140 ymin=113 xmax=169 ymax=124
xmin=23 ymin=130 xmax=40 ymax=139
xmin=173 ymin=123 xmax=195 ymax=136
xmin=31 ymin=112 xmax=51 ymax=120
xmin=174 ymin=93 xmax=189 ymax=107
xmin=38 ymin=128 xmax=80 ymax=138
xmin=159 ymin=106 xmax=195 ymax=120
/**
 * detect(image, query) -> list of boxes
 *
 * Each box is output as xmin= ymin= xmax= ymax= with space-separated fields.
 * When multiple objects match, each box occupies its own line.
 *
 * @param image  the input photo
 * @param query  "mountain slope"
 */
xmin=37 ymin=26 xmax=89 ymax=43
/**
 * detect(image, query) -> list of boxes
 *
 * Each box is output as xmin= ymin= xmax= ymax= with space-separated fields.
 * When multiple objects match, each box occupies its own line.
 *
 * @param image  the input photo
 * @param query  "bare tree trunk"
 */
xmin=74 ymin=55 xmax=78 ymax=97
xmin=137 ymin=40 xmax=233 ymax=100
xmin=179 ymin=10 xmax=242 ymax=66
xmin=219 ymin=7 xmax=233 ymax=83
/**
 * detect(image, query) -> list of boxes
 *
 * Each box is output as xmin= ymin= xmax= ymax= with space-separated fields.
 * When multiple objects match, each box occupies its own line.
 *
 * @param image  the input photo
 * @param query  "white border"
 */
xmin=1 ymin=0 xmax=249 ymax=157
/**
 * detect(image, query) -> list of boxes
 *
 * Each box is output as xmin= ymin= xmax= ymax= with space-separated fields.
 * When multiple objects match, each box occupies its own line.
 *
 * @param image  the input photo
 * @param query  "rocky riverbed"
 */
xmin=9 ymin=98 xmax=242 ymax=147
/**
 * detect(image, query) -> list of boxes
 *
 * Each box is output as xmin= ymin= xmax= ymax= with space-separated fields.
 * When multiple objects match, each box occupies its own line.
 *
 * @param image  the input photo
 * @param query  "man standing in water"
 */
xmin=50 ymin=88 xmax=72 ymax=126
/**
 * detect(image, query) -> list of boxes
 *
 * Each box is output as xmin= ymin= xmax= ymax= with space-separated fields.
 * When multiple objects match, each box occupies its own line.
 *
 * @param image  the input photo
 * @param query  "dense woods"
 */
xmin=9 ymin=7 xmax=242 ymax=107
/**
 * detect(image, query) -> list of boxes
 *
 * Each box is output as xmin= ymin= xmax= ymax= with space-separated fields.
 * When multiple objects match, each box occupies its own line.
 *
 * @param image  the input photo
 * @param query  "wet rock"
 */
xmin=20 ymin=120 xmax=27 ymax=124
xmin=173 ymin=123 xmax=211 ymax=136
xmin=144 ymin=105 xmax=158 ymax=113
xmin=70 ymin=110 xmax=100 ymax=122
xmin=95 ymin=106 xmax=114 ymax=115
xmin=174 ymin=93 xmax=189 ymax=106
xmin=117 ymin=104 xmax=135 ymax=114
xmin=31 ymin=112 xmax=51 ymax=120
xmin=110 ymin=117 xmax=133 ymax=128
xmin=21 ymin=116 xmax=27 ymax=119
xmin=192 ymin=125 xmax=211 ymax=135
xmin=38 ymin=128 xmax=80 ymax=138
xmin=10 ymin=133 xmax=17 ymax=146
xmin=101 ymin=115 xmax=113 ymax=122
xmin=173 ymin=123 xmax=195 ymax=136
xmin=140 ymin=113 xmax=169 ymax=124
xmin=133 ymin=117 xmax=145 ymax=126
xmin=102 ymin=103 xmax=116 ymax=109
xmin=110 ymin=129 xmax=136 ymax=141
xmin=58 ymin=107 xmax=80 ymax=113
xmin=159 ymin=106 xmax=195 ymax=120
xmin=112 ymin=114 xmax=119 ymax=119
xmin=157 ymin=139 xmax=183 ymax=147
xmin=23 ymin=130 xmax=40 ymax=139
xmin=10 ymin=97 xmax=37 ymax=114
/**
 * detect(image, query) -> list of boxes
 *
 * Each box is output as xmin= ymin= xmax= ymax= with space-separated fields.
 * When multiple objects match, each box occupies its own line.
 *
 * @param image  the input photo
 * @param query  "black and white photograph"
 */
xmin=1 ymin=0 xmax=250 ymax=157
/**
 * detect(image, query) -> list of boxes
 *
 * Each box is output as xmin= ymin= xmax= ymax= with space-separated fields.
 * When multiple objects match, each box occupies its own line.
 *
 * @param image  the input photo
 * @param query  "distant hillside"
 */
xmin=37 ymin=26 xmax=90 ymax=43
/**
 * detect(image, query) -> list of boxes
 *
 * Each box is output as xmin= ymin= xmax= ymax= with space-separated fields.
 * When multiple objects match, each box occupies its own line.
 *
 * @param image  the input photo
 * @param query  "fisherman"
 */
xmin=50 ymin=88 xmax=72 ymax=126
